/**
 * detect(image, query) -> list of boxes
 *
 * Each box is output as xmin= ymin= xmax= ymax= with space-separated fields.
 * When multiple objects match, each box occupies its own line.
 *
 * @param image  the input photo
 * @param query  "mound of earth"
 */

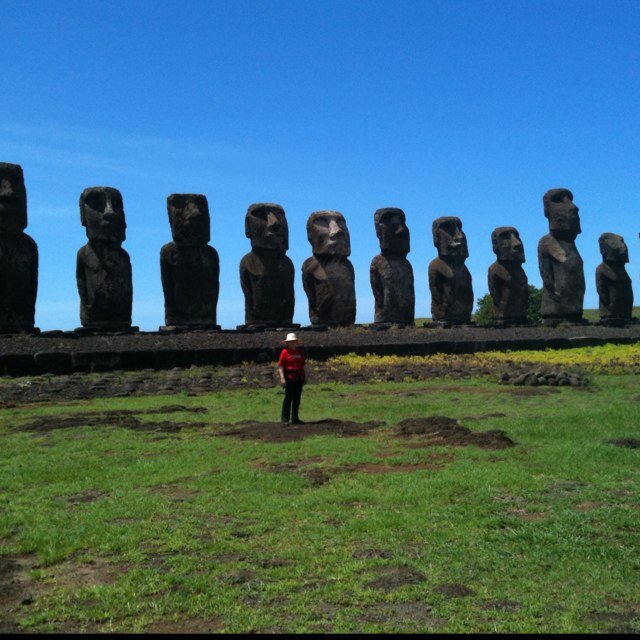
xmin=218 ymin=419 xmax=383 ymax=443
xmin=396 ymin=416 xmax=515 ymax=450
xmin=606 ymin=438 xmax=640 ymax=449
xmin=17 ymin=406 xmax=206 ymax=434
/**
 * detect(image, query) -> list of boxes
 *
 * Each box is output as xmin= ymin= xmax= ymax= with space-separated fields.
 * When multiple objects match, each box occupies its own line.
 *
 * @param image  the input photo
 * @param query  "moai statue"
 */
xmin=160 ymin=194 xmax=220 ymax=330
xmin=428 ymin=216 xmax=473 ymax=325
xmin=488 ymin=226 xmax=529 ymax=326
xmin=302 ymin=210 xmax=356 ymax=326
xmin=596 ymin=232 xmax=635 ymax=325
xmin=537 ymin=188 xmax=585 ymax=325
xmin=239 ymin=203 xmax=295 ymax=328
xmin=370 ymin=208 xmax=414 ymax=325
xmin=0 ymin=163 xmax=38 ymax=333
xmin=76 ymin=187 xmax=135 ymax=331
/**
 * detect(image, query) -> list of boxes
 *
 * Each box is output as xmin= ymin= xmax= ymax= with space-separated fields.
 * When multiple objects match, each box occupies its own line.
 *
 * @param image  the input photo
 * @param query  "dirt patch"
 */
xmin=366 ymin=566 xmax=427 ymax=593
xmin=607 ymin=438 xmax=640 ymax=449
xmin=574 ymin=502 xmax=602 ymax=512
xmin=303 ymin=468 xmax=332 ymax=486
xmin=462 ymin=412 xmax=507 ymax=421
xmin=507 ymin=387 xmax=561 ymax=397
xmin=146 ymin=617 xmax=223 ymax=633
xmin=585 ymin=610 xmax=640 ymax=633
xmin=433 ymin=582 xmax=476 ymax=598
xmin=0 ymin=554 xmax=39 ymax=629
xmin=395 ymin=416 xmax=515 ymax=450
xmin=481 ymin=599 xmax=521 ymax=611
xmin=222 ymin=569 xmax=259 ymax=586
xmin=352 ymin=549 xmax=393 ymax=560
xmin=67 ymin=489 xmax=107 ymax=505
xmin=212 ymin=553 xmax=246 ymax=564
xmin=17 ymin=411 xmax=205 ymax=434
xmin=148 ymin=405 xmax=208 ymax=414
xmin=359 ymin=601 xmax=445 ymax=629
xmin=46 ymin=557 xmax=128 ymax=589
xmin=343 ymin=462 xmax=443 ymax=474
xmin=218 ymin=419 xmax=383 ymax=443
xmin=506 ymin=508 xmax=549 ymax=521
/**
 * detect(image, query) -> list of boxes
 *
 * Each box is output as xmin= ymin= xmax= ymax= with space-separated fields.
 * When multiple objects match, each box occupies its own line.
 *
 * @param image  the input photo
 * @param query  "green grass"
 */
xmin=1 ymin=375 xmax=639 ymax=633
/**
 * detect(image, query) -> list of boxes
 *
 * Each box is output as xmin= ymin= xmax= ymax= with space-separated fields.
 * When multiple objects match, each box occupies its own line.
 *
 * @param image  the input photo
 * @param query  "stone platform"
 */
xmin=0 ymin=323 xmax=639 ymax=376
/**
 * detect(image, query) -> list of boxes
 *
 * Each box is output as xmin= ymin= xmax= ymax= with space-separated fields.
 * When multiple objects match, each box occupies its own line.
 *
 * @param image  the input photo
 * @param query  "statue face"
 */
xmin=80 ymin=187 xmax=126 ymax=244
xmin=599 ymin=232 xmax=628 ymax=263
xmin=0 ymin=163 xmax=27 ymax=235
xmin=374 ymin=208 xmax=410 ymax=255
xmin=245 ymin=203 xmax=288 ymax=253
xmin=307 ymin=210 xmax=351 ymax=257
xmin=492 ymin=226 xmax=525 ymax=263
xmin=167 ymin=194 xmax=210 ymax=245
xmin=543 ymin=188 xmax=581 ymax=239
xmin=432 ymin=216 xmax=468 ymax=261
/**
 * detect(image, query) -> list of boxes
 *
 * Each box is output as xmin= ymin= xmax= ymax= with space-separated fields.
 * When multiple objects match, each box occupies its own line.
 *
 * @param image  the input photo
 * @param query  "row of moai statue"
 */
xmin=0 ymin=161 xmax=637 ymax=333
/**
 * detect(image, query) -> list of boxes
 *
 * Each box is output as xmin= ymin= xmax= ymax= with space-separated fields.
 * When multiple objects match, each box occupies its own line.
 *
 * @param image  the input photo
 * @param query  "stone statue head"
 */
xmin=543 ymin=188 xmax=581 ymax=240
xmin=245 ymin=203 xmax=288 ymax=253
xmin=491 ymin=226 xmax=525 ymax=263
xmin=432 ymin=216 xmax=468 ymax=261
xmin=0 ymin=162 xmax=27 ymax=236
xmin=80 ymin=187 xmax=126 ymax=244
xmin=307 ymin=210 xmax=351 ymax=257
xmin=599 ymin=232 xmax=629 ymax=264
xmin=167 ymin=194 xmax=210 ymax=245
xmin=374 ymin=207 xmax=410 ymax=256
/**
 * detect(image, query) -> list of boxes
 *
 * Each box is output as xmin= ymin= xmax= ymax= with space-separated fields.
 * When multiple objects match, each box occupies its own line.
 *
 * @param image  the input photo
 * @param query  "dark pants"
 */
xmin=282 ymin=379 xmax=303 ymax=422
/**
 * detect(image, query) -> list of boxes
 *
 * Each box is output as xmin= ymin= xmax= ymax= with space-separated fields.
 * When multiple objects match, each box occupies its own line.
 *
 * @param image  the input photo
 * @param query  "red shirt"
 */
xmin=278 ymin=347 xmax=306 ymax=381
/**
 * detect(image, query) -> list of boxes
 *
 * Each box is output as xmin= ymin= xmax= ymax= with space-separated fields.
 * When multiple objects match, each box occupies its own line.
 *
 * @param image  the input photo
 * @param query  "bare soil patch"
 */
xmin=433 ymin=582 xmax=476 ymax=598
xmin=218 ymin=419 xmax=383 ymax=443
xmin=607 ymin=438 xmax=640 ymax=449
xmin=146 ymin=617 xmax=223 ymax=633
xmin=481 ymin=598 xmax=521 ymax=612
xmin=366 ymin=566 xmax=427 ymax=593
xmin=359 ymin=601 xmax=445 ymax=629
xmin=352 ymin=549 xmax=393 ymax=560
xmin=0 ymin=554 xmax=129 ymax=632
xmin=17 ymin=410 xmax=206 ymax=434
xmin=0 ymin=554 xmax=39 ymax=630
xmin=585 ymin=609 xmax=640 ymax=633
xmin=67 ymin=489 xmax=107 ymax=505
xmin=343 ymin=462 xmax=443 ymax=474
xmin=46 ymin=557 xmax=129 ymax=589
xmin=396 ymin=416 xmax=515 ymax=450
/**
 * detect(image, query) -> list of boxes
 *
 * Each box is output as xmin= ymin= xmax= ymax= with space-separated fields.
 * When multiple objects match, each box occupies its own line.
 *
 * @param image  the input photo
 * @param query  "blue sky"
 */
xmin=2 ymin=0 xmax=639 ymax=329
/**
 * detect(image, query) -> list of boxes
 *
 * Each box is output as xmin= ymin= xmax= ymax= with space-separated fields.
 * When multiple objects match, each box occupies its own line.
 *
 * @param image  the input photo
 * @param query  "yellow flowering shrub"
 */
xmin=328 ymin=343 xmax=640 ymax=375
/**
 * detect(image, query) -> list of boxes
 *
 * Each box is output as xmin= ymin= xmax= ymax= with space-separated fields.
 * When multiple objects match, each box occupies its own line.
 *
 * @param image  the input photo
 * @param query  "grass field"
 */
xmin=0 ymin=352 xmax=639 ymax=632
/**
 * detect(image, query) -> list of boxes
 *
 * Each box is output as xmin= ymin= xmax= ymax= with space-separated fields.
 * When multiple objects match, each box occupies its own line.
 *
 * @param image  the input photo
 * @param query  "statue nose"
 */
xmin=267 ymin=212 xmax=280 ymax=229
xmin=329 ymin=220 xmax=343 ymax=237
xmin=395 ymin=224 xmax=405 ymax=235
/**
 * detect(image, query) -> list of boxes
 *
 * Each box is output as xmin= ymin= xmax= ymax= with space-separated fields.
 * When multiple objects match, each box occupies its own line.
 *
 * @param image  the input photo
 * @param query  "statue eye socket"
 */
xmin=551 ymin=192 xmax=569 ymax=203
xmin=85 ymin=193 xmax=105 ymax=211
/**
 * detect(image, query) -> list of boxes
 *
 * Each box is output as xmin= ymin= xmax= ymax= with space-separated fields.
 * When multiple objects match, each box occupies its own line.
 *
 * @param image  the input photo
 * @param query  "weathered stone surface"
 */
xmin=0 ymin=163 xmax=38 ymax=332
xmin=428 ymin=216 xmax=473 ymax=324
xmin=76 ymin=187 xmax=133 ymax=330
xmin=370 ymin=208 xmax=414 ymax=325
xmin=161 ymin=194 xmax=219 ymax=328
xmin=596 ymin=232 xmax=634 ymax=324
xmin=538 ymin=188 xmax=585 ymax=324
xmin=302 ymin=210 xmax=356 ymax=326
xmin=239 ymin=203 xmax=294 ymax=327
xmin=488 ymin=226 xmax=528 ymax=325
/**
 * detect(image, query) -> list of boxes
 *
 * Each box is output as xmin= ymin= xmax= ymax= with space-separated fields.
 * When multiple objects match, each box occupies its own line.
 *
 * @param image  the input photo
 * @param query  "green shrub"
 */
xmin=475 ymin=284 xmax=541 ymax=325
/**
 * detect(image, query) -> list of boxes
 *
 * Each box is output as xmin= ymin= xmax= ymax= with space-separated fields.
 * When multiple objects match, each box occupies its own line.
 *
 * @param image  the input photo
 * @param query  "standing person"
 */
xmin=277 ymin=333 xmax=306 ymax=425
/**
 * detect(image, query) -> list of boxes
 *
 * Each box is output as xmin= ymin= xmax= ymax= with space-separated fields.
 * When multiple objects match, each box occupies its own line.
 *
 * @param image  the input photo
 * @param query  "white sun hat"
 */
xmin=283 ymin=332 xmax=301 ymax=343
